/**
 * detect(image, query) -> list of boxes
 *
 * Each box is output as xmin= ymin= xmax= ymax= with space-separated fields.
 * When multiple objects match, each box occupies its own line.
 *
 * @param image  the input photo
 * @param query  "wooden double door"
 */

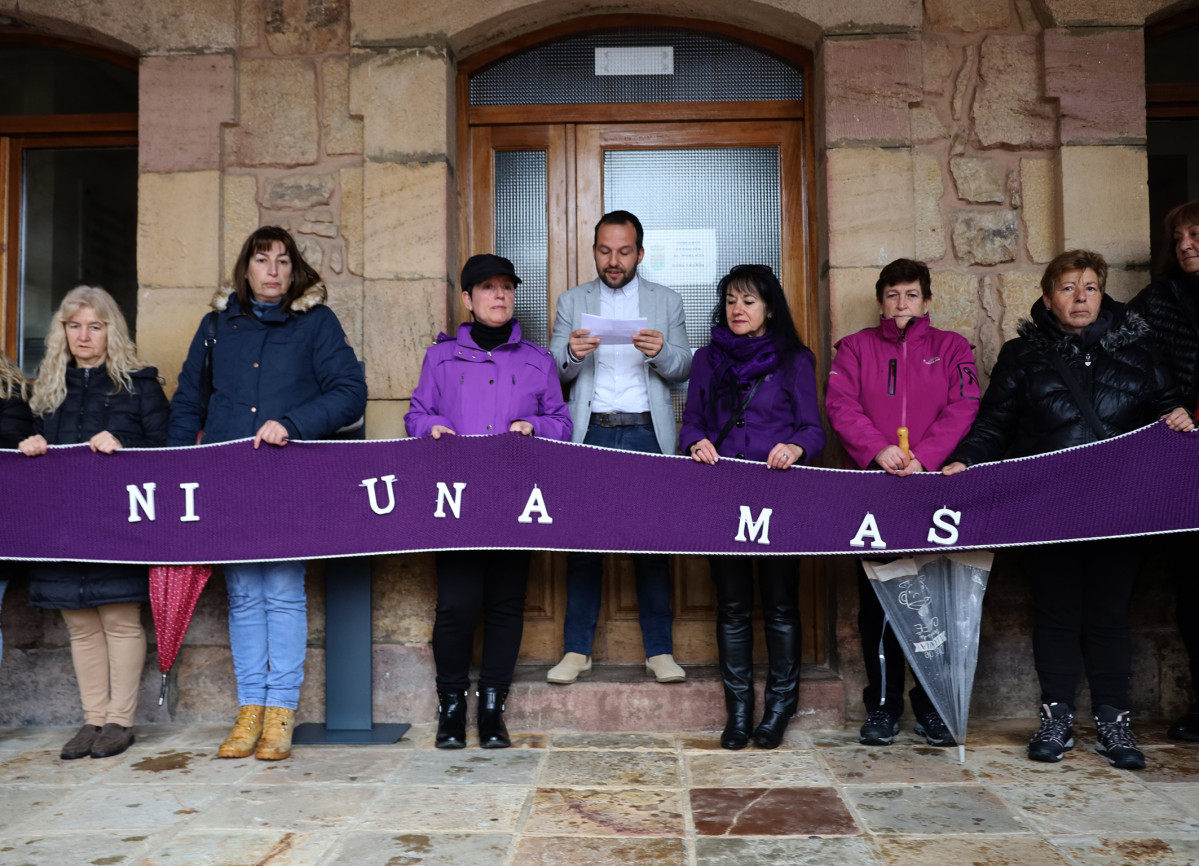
xmin=461 ymin=115 xmax=826 ymax=666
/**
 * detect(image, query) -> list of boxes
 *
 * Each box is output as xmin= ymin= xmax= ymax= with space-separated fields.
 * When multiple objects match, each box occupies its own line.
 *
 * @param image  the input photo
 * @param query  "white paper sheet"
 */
xmin=580 ymin=313 xmax=648 ymax=344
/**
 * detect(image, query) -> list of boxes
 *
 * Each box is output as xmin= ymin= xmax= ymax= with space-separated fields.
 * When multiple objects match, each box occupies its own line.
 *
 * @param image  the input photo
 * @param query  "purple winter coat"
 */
xmin=679 ymin=333 xmax=825 ymax=463
xmin=825 ymin=315 xmax=980 ymax=471
xmin=405 ymin=320 xmax=572 ymax=441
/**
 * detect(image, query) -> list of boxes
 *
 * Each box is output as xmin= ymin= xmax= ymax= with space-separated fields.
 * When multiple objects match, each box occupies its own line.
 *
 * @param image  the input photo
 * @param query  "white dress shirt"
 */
xmin=590 ymin=275 xmax=651 ymax=413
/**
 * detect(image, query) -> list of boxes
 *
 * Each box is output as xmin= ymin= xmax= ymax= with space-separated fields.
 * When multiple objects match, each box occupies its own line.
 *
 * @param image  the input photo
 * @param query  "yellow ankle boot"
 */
xmin=255 ymin=706 xmax=296 ymax=760
xmin=218 ymin=705 xmax=265 ymax=758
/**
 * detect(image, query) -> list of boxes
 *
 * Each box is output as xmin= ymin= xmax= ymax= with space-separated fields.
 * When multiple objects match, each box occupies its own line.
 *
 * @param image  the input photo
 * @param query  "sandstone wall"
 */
xmin=0 ymin=0 xmax=1189 ymax=728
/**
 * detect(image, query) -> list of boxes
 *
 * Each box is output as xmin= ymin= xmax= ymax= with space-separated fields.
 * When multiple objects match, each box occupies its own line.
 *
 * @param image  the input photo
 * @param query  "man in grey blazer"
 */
xmin=546 ymin=210 xmax=692 ymax=685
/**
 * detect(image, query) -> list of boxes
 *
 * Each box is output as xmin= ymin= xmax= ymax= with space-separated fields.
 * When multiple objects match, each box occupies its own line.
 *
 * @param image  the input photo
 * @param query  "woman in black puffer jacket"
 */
xmin=944 ymin=250 xmax=1192 ymax=772
xmin=18 ymin=286 xmax=169 ymax=761
xmin=1127 ymin=200 xmax=1199 ymax=742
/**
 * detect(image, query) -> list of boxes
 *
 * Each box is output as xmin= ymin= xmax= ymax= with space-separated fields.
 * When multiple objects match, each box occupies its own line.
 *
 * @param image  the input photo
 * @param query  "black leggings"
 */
xmin=1018 ymin=538 xmax=1143 ymax=711
xmin=857 ymin=561 xmax=934 ymax=718
xmin=432 ymin=549 xmax=531 ymax=692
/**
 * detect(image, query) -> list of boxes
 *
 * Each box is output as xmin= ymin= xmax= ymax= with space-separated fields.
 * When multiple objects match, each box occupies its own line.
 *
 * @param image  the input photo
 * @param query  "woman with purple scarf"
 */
xmin=680 ymin=264 xmax=825 ymax=750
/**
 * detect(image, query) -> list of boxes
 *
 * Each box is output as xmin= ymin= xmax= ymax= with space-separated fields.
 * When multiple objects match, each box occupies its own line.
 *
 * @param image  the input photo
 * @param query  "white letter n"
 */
xmin=434 ymin=482 xmax=467 ymax=519
xmin=127 ymin=482 xmax=156 ymax=523
xmin=734 ymin=506 xmax=772 ymax=545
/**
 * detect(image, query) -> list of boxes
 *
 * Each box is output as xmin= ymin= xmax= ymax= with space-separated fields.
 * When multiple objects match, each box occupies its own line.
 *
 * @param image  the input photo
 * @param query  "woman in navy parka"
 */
xmin=406 ymin=253 xmax=571 ymax=750
xmin=168 ymin=226 xmax=366 ymax=762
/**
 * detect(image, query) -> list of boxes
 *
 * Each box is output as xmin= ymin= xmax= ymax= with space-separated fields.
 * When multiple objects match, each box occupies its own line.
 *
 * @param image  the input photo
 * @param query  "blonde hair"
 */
xmin=30 ymin=285 xmax=148 ymax=416
xmin=0 ymin=353 xmax=28 ymax=401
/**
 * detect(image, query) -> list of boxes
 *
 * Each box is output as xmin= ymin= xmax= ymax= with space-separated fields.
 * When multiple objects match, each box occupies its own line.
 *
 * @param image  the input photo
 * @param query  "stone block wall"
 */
xmin=0 ymin=0 xmax=1190 ymax=729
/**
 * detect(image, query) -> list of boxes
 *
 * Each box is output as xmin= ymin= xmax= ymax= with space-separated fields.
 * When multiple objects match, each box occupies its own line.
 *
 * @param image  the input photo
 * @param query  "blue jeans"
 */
xmin=563 ymin=423 xmax=674 ymax=658
xmin=224 ymin=560 xmax=307 ymax=710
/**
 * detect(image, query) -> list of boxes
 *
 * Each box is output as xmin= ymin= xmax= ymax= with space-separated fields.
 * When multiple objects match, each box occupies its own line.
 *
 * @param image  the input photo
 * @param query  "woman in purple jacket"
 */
xmin=825 ymin=258 xmax=980 ymax=749
xmin=405 ymin=254 xmax=571 ymax=750
xmin=680 ymin=264 xmax=825 ymax=750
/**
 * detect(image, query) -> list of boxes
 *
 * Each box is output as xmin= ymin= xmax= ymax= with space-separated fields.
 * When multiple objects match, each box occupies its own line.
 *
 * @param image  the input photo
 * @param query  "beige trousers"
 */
xmin=60 ymin=603 xmax=146 ymax=727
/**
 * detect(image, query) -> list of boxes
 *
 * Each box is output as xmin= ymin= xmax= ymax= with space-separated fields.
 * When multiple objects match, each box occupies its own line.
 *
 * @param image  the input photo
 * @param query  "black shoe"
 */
xmin=721 ymin=698 xmax=754 ymax=750
xmin=1168 ymin=705 xmax=1199 ymax=741
xmin=914 ymin=709 xmax=956 ymax=747
xmin=60 ymin=724 xmax=101 ymax=760
xmin=1094 ymin=705 xmax=1146 ymax=771
xmin=477 ymin=687 xmax=511 ymax=749
xmin=859 ymin=710 xmax=899 ymax=746
xmin=1028 ymin=702 xmax=1074 ymax=763
xmin=90 ymin=724 xmax=135 ymax=759
xmin=752 ymin=705 xmax=793 ymax=750
xmin=435 ymin=690 xmax=468 ymax=749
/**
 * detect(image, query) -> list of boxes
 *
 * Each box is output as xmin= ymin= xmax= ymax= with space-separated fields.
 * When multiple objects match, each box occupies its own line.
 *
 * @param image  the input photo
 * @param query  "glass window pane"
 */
xmin=494 ymin=150 xmax=549 ymax=348
xmin=0 ymin=47 xmax=137 ymax=115
xmin=20 ymin=146 xmax=138 ymax=374
xmin=603 ymin=147 xmax=782 ymax=420
xmin=604 ymin=147 xmax=781 ymax=349
xmin=471 ymin=28 xmax=802 ymax=106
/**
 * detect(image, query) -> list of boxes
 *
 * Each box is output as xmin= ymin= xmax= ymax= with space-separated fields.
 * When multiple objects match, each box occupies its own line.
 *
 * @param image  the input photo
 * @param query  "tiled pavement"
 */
xmin=2 ymin=718 xmax=1199 ymax=865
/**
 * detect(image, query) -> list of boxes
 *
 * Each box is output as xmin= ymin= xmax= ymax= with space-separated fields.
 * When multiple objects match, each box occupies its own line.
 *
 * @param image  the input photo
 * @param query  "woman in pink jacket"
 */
xmin=825 ymin=258 xmax=980 ymax=748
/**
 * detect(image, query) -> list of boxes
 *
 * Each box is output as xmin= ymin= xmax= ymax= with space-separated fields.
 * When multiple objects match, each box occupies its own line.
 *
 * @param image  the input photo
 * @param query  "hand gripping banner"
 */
xmin=0 ymin=422 xmax=1195 ymax=565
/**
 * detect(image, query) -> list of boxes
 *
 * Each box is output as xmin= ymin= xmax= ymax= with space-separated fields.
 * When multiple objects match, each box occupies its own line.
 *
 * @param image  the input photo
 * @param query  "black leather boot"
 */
xmin=435 ymin=690 xmax=468 ymax=749
xmin=716 ymin=613 xmax=755 ymax=750
xmin=753 ymin=601 xmax=801 ymax=750
xmin=477 ymin=687 xmax=511 ymax=749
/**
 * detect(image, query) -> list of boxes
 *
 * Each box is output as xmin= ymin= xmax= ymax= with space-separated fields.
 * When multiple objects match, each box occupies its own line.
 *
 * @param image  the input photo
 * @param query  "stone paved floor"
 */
xmin=1 ymin=718 xmax=1198 ymax=865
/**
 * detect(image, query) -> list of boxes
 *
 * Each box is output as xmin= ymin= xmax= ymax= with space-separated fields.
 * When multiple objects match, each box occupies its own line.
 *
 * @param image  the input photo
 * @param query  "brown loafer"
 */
xmin=90 ymin=723 xmax=135 ymax=759
xmin=60 ymin=724 xmax=102 ymax=760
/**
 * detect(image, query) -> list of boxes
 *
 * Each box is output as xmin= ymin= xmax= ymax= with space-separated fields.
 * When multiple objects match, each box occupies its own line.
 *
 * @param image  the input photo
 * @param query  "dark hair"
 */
xmin=232 ymin=226 xmax=321 ymax=310
xmin=712 ymin=264 xmax=804 ymax=354
xmin=593 ymin=210 xmax=644 ymax=250
xmin=875 ymin=258 xmax=932 ymax=302
xmin=1040 ymin=249 xmax=1108 ymax=295
xmin=1156 ymin=199 xmax=1199 ymax=280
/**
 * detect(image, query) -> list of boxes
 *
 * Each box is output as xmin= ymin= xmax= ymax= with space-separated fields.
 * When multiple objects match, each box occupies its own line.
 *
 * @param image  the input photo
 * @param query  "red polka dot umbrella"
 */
xmin=148 ymin=564 xmax=213 ymax=705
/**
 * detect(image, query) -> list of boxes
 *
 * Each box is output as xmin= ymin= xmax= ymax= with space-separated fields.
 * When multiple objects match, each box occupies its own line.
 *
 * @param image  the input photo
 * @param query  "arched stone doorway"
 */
xmin=456 ymin=16 xmax=828 ymax=669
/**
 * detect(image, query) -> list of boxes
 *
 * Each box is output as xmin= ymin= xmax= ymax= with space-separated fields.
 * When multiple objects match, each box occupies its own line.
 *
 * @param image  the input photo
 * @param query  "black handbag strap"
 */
xmin=712 ymin=376 xmax=764 ymax=451
xmin=1043 ymin=348 xmax=1108 ymax=441
xmin=196 ymin=312 xmax=218 ymax=429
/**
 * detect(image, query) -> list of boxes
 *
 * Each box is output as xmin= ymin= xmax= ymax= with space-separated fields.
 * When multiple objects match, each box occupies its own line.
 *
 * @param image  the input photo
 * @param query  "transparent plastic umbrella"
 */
xmin=862 ymin=552 xmax=994 ymax=762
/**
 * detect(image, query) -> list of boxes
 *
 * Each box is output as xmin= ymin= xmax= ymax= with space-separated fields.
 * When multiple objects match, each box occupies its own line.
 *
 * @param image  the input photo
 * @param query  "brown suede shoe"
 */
xmin=255 ymin=707 xmax=295 ymax=760
xmin=218 ymin=704 xmax=266 ymax=758
xmin=60 ymin=724 xmax=101 ymax=760
xmin=90 ymin=724 xmax=135 ymax=759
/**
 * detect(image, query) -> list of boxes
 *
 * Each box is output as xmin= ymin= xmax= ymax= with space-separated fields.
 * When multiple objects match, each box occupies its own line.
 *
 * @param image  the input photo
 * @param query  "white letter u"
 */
xmin=360 ymin=475 xmax=397 ymax=515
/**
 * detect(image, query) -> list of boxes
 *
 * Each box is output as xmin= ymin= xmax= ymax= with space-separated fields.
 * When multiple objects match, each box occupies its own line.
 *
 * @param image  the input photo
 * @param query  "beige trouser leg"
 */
xmin=61 ymin=603 xmax=146 ymax=727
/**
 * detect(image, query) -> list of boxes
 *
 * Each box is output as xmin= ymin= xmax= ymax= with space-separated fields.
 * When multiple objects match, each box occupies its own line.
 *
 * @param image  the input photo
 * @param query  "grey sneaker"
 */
xmin=1094 ymin=705 xmax=1145 ymax=770
xmin=1028 ymin=702 xmax=1074 ymax=763
xmin=859 ymin=710 xmax=899 ymax=745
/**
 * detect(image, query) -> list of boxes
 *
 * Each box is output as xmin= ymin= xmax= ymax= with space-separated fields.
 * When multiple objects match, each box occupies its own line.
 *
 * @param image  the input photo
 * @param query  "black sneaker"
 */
xmin=1168 ymin=704 xmax=1199 ymax=742
xmin=1028 ymin=702 xmax=1074 ymax=763
xmin=914 ymin=709 xmax=957 ymax=747
xmin=859 ymin=710 xmax=899 ymax=745
xmin=1094 ymin=705 xmax=1146 ymax=770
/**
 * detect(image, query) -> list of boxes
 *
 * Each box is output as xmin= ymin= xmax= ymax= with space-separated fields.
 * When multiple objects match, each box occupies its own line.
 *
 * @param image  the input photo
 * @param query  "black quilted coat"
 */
xmin=1127 ymin=274 xmax=1199 ymax=414
xmin=949 ymin=296 xmax=1182 ymax=467
xmin=28 ymin=364 xmax=169 ymax=611
xmin=0 ymin=392 xmax=33 ymax=448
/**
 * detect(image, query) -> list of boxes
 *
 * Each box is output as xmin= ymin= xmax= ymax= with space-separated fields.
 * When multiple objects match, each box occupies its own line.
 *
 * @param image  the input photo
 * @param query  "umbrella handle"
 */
xmin=158 ymin=673 xmax=168 ymax=706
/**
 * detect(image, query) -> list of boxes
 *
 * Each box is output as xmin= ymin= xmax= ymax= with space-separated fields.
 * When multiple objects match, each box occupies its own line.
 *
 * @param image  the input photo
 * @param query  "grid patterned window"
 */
xmin=470 ymin=28 xmax=801 ymax=106
xmin=495 ymin=151 xmax=550 ymax=348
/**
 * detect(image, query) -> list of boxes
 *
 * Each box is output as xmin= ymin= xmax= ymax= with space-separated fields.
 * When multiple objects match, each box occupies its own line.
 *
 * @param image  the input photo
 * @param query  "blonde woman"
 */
xmin=18 ymin=286 xmax=169 ymax=760
xmin=0 ymin=354 xmax=33 ymax=669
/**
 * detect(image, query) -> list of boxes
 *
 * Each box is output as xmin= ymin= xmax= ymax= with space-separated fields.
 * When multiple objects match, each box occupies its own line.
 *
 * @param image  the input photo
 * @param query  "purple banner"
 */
xmin=0 ymin=423 xmax=1195 ymax=564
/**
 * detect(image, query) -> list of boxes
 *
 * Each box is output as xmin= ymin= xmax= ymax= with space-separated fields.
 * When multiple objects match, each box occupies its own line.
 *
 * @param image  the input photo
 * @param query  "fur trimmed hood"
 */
xmin=1016 ymin=296 xmax=1149 ymax=357
xmin=210 ymin=282 xmax=328 ymax=313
